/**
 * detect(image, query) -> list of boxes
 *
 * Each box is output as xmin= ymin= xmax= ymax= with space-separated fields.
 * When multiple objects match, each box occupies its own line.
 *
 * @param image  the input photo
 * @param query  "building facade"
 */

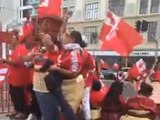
xmin=63 ymin=0 xmax=106 ymax=49
xmin=0 ymin=0 xmax=20 ymax=30
xmin=64 ymin=0 xmax=160 ymax=50
xmin=0 ymin=0 xmax=39 ymax=30
xmin=1 ymin=0 xmax=160 ymax=50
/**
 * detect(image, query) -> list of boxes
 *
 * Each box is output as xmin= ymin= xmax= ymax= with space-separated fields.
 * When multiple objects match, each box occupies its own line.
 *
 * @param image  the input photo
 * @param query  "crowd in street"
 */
xmin=1 ymin=6 xmax=160 ymax=120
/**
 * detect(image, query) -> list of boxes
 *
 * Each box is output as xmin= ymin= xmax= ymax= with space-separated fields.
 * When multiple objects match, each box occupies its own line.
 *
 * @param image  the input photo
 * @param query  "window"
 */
xmin=28 ymin=0 xmax=39 ymax=5
xmin=85 ymin=2 xmax=99 ymax=20
xmin=109 ymin=0 xmax=125 ymax=16
xmin=20 ymin=0 xmax=22 ymax=6
xmin=23 ymin=0 xmax=28 ymax=6
xmin=23 ymin=9 xmax=31 ymax=18
xmin=139 ymin=0 xmax=149 ymax=14
xmin=150 ymin=0 xmax=160 ymax=13
xmin=84 ymin=27 xmax=97 ymax=44
xmin=148 ymin=22 xmax=158 ymax=42
xmin=29 ymin=0 xmax=39 ymax=2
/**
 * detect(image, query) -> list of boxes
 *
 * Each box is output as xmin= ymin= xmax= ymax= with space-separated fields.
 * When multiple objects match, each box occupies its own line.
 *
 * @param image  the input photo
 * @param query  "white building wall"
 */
xmin=124 ymin=0 xmax=138 ymax=17
xmin=99 ymin=0 xmax=107 ymax=19
xmin=156 ymin=23 xmax=160 ymax=44
xmin=0 ymin=0 xmax=20 ymax=31
xmin=69 ymin=0 xmax=84 ymax=22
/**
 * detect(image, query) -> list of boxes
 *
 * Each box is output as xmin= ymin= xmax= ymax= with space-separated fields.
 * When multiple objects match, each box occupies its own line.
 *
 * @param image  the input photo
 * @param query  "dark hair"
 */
xmin=70 ymin=30 xmax=87 ymax=48
xmin=138 ymin=82 xmax=153 ymax=96
xmin=92 ymin=81 xmax=102 ymax=91
xmin=103 ymin=81 xmax=123 ymax=107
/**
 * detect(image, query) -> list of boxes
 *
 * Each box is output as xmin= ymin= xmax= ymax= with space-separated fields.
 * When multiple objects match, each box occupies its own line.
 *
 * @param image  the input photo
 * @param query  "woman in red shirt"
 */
xmin=2 ymin=36 xmax=30 ymax=119
xmin=46 ymin=30 xmax=84 ymax=120
xmin=66 ymin=30 xmax=100 ymax=120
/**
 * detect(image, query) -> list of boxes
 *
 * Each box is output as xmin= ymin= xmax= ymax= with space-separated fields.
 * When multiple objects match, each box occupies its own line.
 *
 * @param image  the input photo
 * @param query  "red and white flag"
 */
xmin=37 ymin=0 xmax=62 ymax=18
xmin=128 ymin=59 xmax=146 ymax=79
xmin=100 ymin=11 xmax=143 ymax=56
xmin=100 ymin=59 xmax=109 ymax=70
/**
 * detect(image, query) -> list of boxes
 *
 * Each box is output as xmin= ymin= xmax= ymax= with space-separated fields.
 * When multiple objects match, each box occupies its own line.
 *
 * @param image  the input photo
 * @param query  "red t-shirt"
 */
xmin=9 ymin=44 xmax=30 ymax=87
xmin=7 ymin=54 xmax=13 ymax=84
xmin=28 ymin=69 xmax=34 ymax=85
xmin=29 ymin=46 xmax=60 ymax=84
xmin=90 ymin=86 xmax=109 ymax=108
xmin=81 ymin=49 xmax=99 ymax=87
xmin=46 ymin=51 xmax=60 ymax=64
xmin=57 ymin=50 xmax=82 ymax=73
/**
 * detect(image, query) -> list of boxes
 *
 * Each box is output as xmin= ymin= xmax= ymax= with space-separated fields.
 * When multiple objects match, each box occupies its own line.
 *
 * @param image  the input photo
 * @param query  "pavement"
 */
xmin=0 ymin=114 xmax=9 ymax=120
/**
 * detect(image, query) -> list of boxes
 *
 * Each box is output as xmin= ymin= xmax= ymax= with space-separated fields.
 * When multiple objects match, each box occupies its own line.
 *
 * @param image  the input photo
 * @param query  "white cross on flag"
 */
xmin=128 ymin=59 xmax=146 ymax=79
xmin=100 ymin=11 xmax=144 ymax=56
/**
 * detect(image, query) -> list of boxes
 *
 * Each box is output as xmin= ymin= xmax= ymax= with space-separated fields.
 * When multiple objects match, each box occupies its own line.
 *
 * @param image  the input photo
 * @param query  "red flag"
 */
xmin=100 ymin=59 xmax=109 ymax=70
xmin=37 ymin=0 xmax=62 ymax=18
xmin=18 ymin=23 xmax=34 ymax=43
xmin=128 ymin=59 xmax=146 ymax=79
xmin=100 ymin=11 xmax=143 ymax=56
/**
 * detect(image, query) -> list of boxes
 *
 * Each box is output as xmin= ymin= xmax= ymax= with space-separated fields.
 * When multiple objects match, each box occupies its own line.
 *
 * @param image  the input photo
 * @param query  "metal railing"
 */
xmin=0 ymin=81 xmax=12 ymax=114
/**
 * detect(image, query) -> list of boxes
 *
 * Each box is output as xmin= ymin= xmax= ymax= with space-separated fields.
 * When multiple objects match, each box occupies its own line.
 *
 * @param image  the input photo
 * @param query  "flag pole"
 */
xmin=125 ymin=56 xmax=129 ymax=67
xmin=146 ymin=33 xmax=158 ymax=83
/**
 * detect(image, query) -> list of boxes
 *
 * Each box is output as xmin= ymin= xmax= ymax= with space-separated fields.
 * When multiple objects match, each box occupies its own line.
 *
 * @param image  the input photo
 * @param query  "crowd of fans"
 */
xmin=0 ymin=10 xmax=160 ymax=120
